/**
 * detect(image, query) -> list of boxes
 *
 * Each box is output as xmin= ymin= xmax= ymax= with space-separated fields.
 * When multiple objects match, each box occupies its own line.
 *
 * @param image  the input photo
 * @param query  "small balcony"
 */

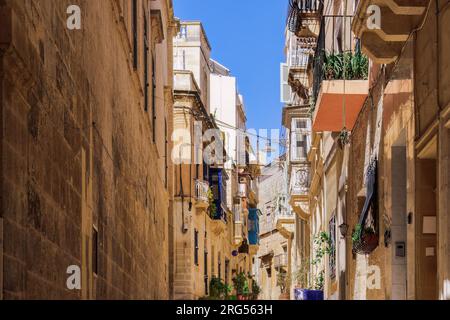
xmin=195 ymin=180 xmax=209 ymax=211
xmin=248 ymin=179 xmax=258 ymax=206
xmin=311 ymin=20 xmax=369 ymax=132
xmin=248 ymin=209 xmax=261 ymax=255
xmin=274 ymin=253 xmax=288 ymax=270
xmin=234 ymin=221 xmax=244 ymax=246
xmin=287 ymin=0 xmax=323 ymax=37
xmin=352 ymin=0 xmax=429 ymax=64
xmin=289 ymin=165 xmax=311 ymax=221
xmin=233 ymin=203 xmax=244 ymax=245
xmin=238 ymin=183 xmax=247 ymax=198
xmin=275 ymin=211 xmax=295 ymax=239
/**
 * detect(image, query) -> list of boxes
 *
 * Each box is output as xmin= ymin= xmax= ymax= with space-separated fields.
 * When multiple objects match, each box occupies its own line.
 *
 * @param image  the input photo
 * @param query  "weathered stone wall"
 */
xmin=1 ymin=0 xmax=174 ymax=299
xmin=347 ymin=72 xmax=387 ymax=300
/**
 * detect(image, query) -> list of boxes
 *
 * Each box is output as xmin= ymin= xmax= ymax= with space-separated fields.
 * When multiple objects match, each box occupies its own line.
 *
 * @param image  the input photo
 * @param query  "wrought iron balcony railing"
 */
xmin=287 ymin=0 xmax=324 ymax=35
xmin=312 ymin=15 xmax=356 ymax=105
xmin=274 ymin=253 xmax=288 ymax=269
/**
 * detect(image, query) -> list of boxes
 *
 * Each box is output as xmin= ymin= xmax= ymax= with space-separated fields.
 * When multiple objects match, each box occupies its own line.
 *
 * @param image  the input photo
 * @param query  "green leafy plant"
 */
xmin=232 ymin=272 xmax=248 ymax=296
xmin=313 ymin=270 xmax=325 ymax=291
xmin=277 ymin=271 xmax=290 ymax=294
xmin=312 ymin=232 xmax=333 ymax=266
xmin=323 ymin=51 xmax=368 ymax=81
xmin=352 ymin=224 xmax=363 ymax=243
xmin=252 ymin=281 xmax=261 ymax=297
xmin=352 ymin=224 xmax=376 ymax=244
xmin=209 ymin=277 xmax=232 ymax=300
xmin=209 ymin=277 xmax=224 ymax=299
xmin=293 ymin=256 xmax=310 ymax=289
xmin=293 ymin=233 xmax=332 ymax=291
xmin=207 ymin=188 xmax=217 ymax=219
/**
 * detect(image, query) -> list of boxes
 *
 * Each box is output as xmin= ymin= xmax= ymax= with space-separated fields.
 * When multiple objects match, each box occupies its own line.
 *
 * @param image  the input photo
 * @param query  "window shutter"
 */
xmin=280 ymin=63 xmax=291 ymax=103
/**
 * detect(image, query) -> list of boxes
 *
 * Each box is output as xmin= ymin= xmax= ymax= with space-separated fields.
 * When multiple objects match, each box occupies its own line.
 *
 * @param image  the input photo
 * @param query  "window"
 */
xmin=174 ymin=49 xmax=186 ymax=70
xmin=225 ymin=259 xmax=230 ymax=285
xmin=151 ymin=55 xmax=156 ymax=142
xmin=218 ymin=253 xmax=222 ymax=280
xmin=295 ymin=119 xmax=307 ymax=129
xmin=294 ymin=133 xmax=308 ymax=160
xmin=132 ymin=0 xmax=138 ymax=69
xmin=143 ymin=13 xmax=149 ymax=112
xmin=194 ymin=229 xmax=199 ymax=266
xmin=280 ymin=63 xmax=292 ymax=103
xmin=179 ymin=25 xmax=187 ymax=39
xmin=92 ymin=226 xmax=98 ymax=276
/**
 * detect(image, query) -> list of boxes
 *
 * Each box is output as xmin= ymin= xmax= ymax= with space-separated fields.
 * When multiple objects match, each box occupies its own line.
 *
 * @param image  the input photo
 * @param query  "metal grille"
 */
xmin=287 ymin=0 xmax=323 ymax=34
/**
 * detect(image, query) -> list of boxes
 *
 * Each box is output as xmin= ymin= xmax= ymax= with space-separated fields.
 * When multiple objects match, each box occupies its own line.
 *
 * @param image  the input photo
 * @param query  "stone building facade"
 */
xmin=0 ymin=0 xmax=176 ymax=299
xmin=171 ymin=21 xmax=260 ymax=300
xmin=287 ymin=0 xmax=450 ymax=300
xmin=349 ymin=0 xmax=450 ymax=300
xmin=256 ymin=158 xmax=293 ymax=300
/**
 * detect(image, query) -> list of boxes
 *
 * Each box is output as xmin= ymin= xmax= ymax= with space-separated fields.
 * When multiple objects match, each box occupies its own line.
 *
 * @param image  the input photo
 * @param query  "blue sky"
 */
xmin=173 ymin=0 xmax=287 ymax=132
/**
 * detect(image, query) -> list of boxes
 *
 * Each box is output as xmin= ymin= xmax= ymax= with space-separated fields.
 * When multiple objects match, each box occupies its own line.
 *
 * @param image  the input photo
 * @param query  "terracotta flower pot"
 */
xmin=353 ymin=233 xmax=379 ymax=255
xmin=279 ymin=293 xmax=290 ymax=300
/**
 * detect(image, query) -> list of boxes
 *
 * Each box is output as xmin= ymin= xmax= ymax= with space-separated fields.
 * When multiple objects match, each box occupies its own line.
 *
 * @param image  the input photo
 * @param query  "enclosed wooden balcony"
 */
xmin=289 ymin=164 xmax=311 ymax=221
xmin=352 ymin=0 xmax=429 ymax=64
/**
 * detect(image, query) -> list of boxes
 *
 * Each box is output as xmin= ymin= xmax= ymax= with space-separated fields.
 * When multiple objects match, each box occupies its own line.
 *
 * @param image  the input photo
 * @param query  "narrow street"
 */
xmin=0 ymin=0 xmax=449 ymax=303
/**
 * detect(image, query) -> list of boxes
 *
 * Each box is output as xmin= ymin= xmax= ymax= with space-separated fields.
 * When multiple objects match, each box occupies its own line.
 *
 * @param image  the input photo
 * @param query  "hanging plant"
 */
xmin=352 ymin=223 xmax=378 ymax=255
xmin=338 ymin=128 xmax=350 ymax=148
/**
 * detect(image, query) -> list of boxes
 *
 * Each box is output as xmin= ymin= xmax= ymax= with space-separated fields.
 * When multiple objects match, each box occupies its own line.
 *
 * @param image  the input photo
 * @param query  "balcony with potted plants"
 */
xmin=311 ymin=14 xmax=370 ymax=133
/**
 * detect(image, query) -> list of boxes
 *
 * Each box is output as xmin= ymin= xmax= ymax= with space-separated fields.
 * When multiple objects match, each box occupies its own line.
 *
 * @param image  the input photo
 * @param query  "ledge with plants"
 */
xmin=200 ymin=273 xmax=261 ymax=301
xmin=322 ymin=50 xmax=369 ymax=81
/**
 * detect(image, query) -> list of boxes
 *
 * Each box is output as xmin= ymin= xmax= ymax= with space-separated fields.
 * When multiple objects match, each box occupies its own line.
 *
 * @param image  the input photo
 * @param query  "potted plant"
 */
xmin=293 ymin=232 xmax=330 ymax=300
xmin=322 ymin=51 xmax=368 ymax=81
xmin=251 ymin=281 xmax=261 ymax=300
xmin=277 ymin=271 xmax=291 ymax=300
xmin=232 ymin=273 xmax=248 ymax=301
xmin=352 ymin=224 xmax=378 ymax=255
xmin=209 ymin=277 xmax=227 ymax=300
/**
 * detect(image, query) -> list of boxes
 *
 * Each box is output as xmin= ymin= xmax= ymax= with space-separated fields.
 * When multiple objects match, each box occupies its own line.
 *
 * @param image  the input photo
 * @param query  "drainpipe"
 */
xmin=0 ymin=1 xmax=12 ymax=301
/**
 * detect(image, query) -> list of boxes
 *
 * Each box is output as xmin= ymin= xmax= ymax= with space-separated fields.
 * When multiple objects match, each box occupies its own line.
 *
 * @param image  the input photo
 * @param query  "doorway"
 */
xmin=416 ymin=136 xmax=438 ymax=300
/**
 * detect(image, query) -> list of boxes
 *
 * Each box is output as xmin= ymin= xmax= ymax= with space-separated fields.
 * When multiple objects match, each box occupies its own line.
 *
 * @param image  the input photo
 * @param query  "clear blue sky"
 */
xmin=173 ymin=0 xmax=287 ymax=132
